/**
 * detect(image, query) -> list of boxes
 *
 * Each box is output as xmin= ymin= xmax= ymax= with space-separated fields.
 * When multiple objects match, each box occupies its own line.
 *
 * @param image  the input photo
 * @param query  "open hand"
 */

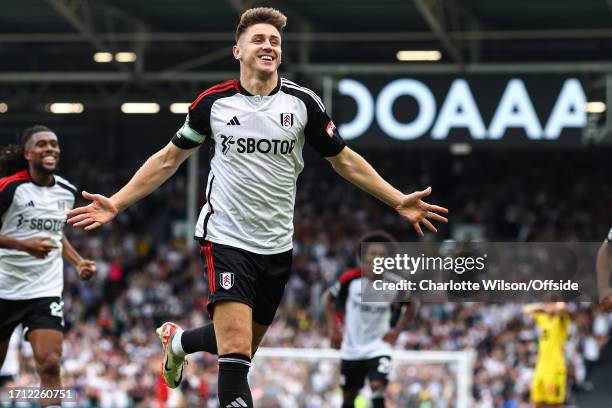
xmin=66 ymin=191 xmax=118 ymax=231
xmin=396 ymin=187 xmax=448 ymax=237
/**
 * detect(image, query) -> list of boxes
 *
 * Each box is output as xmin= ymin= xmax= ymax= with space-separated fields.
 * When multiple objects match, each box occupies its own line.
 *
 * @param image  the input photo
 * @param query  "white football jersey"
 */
xmin=0 ymin=170 xmax=76 ymax=299
xmin=172 ymin=78 xmax=345 ymax=254
xmin=329 ymin=269 xmax=394 ymax=360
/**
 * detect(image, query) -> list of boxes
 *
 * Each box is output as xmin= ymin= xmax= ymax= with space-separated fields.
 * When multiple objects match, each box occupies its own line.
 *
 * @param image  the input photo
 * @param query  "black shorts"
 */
xmin=200 ymin=241 xmax=292 ymax=326
xmin=340 ymin=356 xmax=392 ymax=391
xmin=0 ymin=297 xmax=65 ymax=342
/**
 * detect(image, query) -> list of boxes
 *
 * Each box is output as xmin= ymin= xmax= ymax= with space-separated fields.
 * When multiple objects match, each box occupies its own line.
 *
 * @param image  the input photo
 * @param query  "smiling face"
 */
xmin=24 ymin=131 xmax=60 ymax=175
xmin=233 ymin=23 xmax=282 ymax=78
xmin=362 ymin=242 xmax=390 ymax=280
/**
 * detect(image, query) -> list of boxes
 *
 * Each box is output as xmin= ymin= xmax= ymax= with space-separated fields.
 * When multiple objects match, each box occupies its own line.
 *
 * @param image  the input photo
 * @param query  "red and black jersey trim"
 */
xmin=0 ymin=170 xmax=31 ymax=223
xmin=200 ymin=241 xmax=216 ymax=295
xmin=0 ymin=170 xmax=30 ymax=193
xmin=57 ymin=180 xmax=78 ymax=203
xmin=172 ymin=80 xmax=240 ymax=149
xmin=279 ymin=81 xmax=345 ymax=158
xmin=190 ymin=80 xmax=240 ymax=111
xmin=335 ymin=268 xmax=362 ymax=309
xmin=339 ymin=268 xmax=362 ymax=283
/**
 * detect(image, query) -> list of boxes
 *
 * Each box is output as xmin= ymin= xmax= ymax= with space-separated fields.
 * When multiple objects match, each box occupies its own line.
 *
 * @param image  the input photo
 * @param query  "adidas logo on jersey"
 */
xmin=226 ymin=116 xmax=241 ymax=126
xmin=226 ymin=397 xmax=248 ymax=407
xmin=26 ymin=200 xmax=35 ymax=207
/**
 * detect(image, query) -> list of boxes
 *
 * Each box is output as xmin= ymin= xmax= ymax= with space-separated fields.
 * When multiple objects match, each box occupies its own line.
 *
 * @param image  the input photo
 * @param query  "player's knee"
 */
xmin=370 ymin=379 xmax=385 ymax=392
xmin=37 ymin=351 xmax=61 ymax=379
xmin=217 ymin=327 xmax=251 ymax=355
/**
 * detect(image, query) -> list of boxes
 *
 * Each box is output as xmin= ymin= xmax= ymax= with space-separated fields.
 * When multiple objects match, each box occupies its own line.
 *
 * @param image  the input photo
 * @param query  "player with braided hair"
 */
xmin=0 ymin=125 xmax=95 ymax=408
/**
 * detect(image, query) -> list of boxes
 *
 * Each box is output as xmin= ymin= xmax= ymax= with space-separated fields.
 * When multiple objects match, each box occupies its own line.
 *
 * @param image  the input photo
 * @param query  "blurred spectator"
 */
xmin=1 ymin=148 xmax=610 ymax=407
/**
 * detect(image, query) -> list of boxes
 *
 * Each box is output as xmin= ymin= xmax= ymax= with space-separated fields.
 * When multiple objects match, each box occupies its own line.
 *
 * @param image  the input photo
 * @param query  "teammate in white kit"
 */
xmin=324 ymin=231 xmax=416 ymax=408
xmin=0 ymin=125 xmax=96 ymax=407
xmin=66 ymin=8 xmax=447 ymax=407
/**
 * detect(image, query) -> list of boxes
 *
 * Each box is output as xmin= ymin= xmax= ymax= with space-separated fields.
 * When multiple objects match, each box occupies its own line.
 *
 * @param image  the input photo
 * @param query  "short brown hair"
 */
xmin=235 ymin=7 xmax=287 ymax=42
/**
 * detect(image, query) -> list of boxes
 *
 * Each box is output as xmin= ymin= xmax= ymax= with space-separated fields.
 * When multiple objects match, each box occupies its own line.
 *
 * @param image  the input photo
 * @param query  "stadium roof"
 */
xmin=1 ymin=0 xmax=612 ymax=143
xmin=2 ymin=0 xmax=612 ymax=76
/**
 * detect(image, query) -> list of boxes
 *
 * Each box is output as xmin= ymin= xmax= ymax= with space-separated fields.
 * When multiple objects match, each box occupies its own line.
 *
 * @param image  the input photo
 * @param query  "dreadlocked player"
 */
xmin=0 ymin=125 xmax=95 ymax=407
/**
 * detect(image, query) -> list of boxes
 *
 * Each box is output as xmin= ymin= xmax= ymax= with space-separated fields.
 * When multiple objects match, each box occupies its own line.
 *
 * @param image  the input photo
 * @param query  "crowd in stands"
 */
xmin=1 ymin=147 xmax=611 ymax=407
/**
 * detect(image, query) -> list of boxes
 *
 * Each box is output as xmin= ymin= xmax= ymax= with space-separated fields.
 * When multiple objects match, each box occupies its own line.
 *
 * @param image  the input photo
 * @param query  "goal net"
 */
xmin=250 ymin=348 xmax=475 ymax=408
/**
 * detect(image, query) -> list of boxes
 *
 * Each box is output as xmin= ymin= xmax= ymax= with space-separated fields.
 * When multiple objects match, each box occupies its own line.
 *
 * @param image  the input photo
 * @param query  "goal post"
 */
xmin=253 ymin=347 xmax=476 ymax=407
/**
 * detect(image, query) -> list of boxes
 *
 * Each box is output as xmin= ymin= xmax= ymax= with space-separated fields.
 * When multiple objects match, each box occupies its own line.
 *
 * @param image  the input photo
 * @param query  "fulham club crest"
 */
xmin=220 ymin=272 xmax=234 ymax=290
xmin=280 ymin=113 xmax=294 ymax=128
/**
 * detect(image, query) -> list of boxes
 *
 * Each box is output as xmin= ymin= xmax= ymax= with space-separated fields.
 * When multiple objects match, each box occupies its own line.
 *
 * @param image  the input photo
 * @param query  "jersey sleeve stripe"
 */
xmin=199 ymin=80 xmax=236 ymax=95
xmin=190 ymin=84 xmax=237 ymax=110
xmin=57 ymin=181 xmax=78 ymax=202
xmin=281 ymin=79 xmax=325 ymax=111
xmin=190 ymin=80 xmax=239 ymax=110
xmin=0 ymin=170 xmax=30 ymax=193
xmin=339 ymin=268 xmax=362 ymax=283
xmin=282 ymin=80 xmax=325 ymax=106
xmin=281 ymin=83 xmax=325 ymax=112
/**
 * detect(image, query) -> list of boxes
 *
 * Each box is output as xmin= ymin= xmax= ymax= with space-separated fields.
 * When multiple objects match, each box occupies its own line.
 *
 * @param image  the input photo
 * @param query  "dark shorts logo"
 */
xmin=220 ymin=272 xmax=234 ymax=290
xmin=281 ymin=113 xmax=294 ymax=128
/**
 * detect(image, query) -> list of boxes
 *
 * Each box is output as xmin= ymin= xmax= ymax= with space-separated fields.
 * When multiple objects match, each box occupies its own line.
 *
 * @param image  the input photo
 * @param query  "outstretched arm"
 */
xmin=66 ymin=142 xmax=197 ymax=230
xmin=327 ymin=147 xmax=448 ymax=236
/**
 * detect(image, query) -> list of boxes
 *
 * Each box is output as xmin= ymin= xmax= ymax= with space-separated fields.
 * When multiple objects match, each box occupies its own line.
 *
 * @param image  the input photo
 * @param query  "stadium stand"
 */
xmin=1 ymin=148 xmax=609 ymax=407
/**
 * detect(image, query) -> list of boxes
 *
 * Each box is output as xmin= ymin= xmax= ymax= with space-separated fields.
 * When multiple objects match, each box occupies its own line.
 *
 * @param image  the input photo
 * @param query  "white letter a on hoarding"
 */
xmin=488 ymin=79 xmax=543 ymax=140
xmin=432 ymin=79 xmax=486 ymax=139
xmin=544 ymin=78 xmax=586 ymax=139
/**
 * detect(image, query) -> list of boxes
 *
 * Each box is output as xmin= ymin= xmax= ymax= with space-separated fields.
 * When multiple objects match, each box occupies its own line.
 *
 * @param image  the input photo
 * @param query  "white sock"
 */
xmin=170 ymin=329 xmax=186 ymax=357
